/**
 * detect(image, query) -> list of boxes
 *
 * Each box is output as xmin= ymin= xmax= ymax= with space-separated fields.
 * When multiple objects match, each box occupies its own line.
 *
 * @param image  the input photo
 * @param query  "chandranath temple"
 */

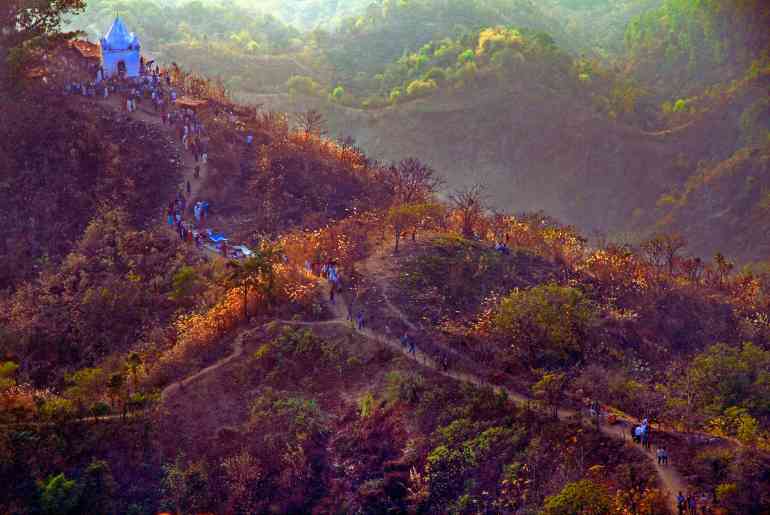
xmin=99 ymin=16 xmax=141 ymax=79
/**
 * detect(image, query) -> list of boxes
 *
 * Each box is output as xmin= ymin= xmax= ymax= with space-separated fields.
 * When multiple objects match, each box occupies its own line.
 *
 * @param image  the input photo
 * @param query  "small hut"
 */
xmin=175 ymin=96 xmax=210 ymax=111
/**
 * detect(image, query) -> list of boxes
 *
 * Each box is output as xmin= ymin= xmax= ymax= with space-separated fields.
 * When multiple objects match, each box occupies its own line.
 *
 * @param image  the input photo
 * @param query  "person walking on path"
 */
xmin=677 ymin=492 xmax=686 ymax=515
xmin=687 ymin=493 xmax=697 ymax=515
xmin=346 ymin=296 xmax=354 ymax=322
xmin=356 ymin=311 xmax=365 ymax=330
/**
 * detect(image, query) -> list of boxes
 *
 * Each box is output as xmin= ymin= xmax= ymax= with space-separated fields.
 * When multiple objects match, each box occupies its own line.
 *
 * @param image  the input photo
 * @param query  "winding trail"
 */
xmin=334 ymin=243 xmax=689 ymax=510
xmin=155 ymin=236 xmax=689 ymax=509
xmin=160 ymin=323 xmax=259 ymax=403
xmin=81 ymin=91 xmax=688 ymax=509
xmin=122 ymin=98 xmax=209 ymax=206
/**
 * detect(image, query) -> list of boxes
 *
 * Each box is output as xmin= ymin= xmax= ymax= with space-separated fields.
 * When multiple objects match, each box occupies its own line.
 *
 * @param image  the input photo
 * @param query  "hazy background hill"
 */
xmin=67 ymin=0 xmax=770 ymax=260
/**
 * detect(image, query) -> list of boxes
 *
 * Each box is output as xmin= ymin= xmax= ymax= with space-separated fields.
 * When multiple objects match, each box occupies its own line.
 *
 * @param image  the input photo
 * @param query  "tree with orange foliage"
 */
xmin=386 ymin=157 xmax=443 ymax=205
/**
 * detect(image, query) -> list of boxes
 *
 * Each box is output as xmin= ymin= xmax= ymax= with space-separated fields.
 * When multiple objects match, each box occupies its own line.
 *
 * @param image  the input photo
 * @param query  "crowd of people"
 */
xmin=677 ymin=490 xmax=712 ymax=515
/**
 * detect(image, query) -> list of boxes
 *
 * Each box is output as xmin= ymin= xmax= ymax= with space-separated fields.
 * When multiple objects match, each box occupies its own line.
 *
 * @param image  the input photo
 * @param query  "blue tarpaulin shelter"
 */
xmin=100 ymin=17 xmax=141 ymax=78
xmin=206 ymin=229 xmax=228 ymax=243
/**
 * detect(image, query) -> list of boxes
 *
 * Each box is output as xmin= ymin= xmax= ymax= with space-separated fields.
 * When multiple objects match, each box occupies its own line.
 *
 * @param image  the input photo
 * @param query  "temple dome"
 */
xmin=101 ymin=16 xmax=140 ymax=50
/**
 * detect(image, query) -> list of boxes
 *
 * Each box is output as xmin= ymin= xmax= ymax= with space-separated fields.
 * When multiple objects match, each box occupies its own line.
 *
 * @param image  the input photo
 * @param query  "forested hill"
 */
xmin=625 ymin=0 xmax=770 ymax=94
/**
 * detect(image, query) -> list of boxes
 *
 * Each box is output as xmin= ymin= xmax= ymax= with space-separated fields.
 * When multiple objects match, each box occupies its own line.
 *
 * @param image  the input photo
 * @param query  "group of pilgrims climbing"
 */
xmin=68 ymin=47 xmax=457 ymax=375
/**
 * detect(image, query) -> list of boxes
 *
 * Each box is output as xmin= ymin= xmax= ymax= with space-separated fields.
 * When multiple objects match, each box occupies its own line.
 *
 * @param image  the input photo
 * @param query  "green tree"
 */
xmin=423 ymin=67 xmax=447 ymax=85
xmin=1 ymin=0 xmax=86 ymax=85
xmin=685 ymin=342 xmax=770 ymax=418
xmin=532 ymin=371 xmax=566 ymax=419
xmin=226 ymin=243 xmax=282 ymax=320
xmin=406 ymin=78 xmax=437 ymax=97
xmin=126 ymin=352 xmax=142 ymax=393
xmin=694 ymin=448 xmax=731 ymax=503
xmin=543 ymin=479 xmax=615 ymax=515
xmin=0 ymin=361 xmax=19 ymax=393
xmin=64 ymin=368 xmax=106 ymax=419
xmin=331 ymin=85 xmax=345 ymax=101
xmin=286 ymin=75 xmax=321 ymax=96
xmin=38 ymin=473 xmax=80 ymax=515
xmin=170 ymin=266 xmax=201 ymax=306
xmin=79 ymin=460 xmax=116 ymax=515
xmin=161 ymin=455 xmax=211 ymax=515
xmin=249 ymin=387 xmax=325 ymax=451
xmin=458 ymin=48 xmax=474 ymax=64
xmin=495 ymin=283 xmax=595 ymax=366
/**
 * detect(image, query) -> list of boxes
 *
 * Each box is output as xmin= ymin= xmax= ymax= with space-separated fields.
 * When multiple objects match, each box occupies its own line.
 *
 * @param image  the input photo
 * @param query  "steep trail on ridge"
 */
xmin=86 ymin=90 xmax=689 ymax=509
xmin=325 ymin=240 xmax=690 ymax=510
xmin=158 ymin=234 xmax=690 ymax=511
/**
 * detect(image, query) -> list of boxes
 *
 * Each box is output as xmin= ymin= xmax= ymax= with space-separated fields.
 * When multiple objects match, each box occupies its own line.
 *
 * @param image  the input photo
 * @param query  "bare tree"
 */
xmin=449 ymin=183 xmax=488 ymax=239
xmin=680 ymin=256 xmax=704 ymax=284
xmin=385 ymin=157 xmax=443 ymax=205
xmin=338 ymin=135 xmax=356 ymax=149
xmin=293 ymin=109 xmax=326 ymax=136
xmin=641 ymin=233 xmax=686 ymax=276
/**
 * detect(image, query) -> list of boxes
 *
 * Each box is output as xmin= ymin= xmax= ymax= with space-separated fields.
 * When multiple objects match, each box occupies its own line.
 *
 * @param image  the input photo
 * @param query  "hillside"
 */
xmin=0 ymin=87 xmax=182 ymax=288
xmin=625 ymin=0 xmax=770 ymax=95
xmin=251 ymin=59 xmax=767 ymax=256
xmin=2 ymin=1 xmax=770 ymax=513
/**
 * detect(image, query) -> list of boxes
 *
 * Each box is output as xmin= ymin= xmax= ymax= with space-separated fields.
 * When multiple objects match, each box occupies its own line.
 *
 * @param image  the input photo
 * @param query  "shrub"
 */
xmin=423 ymin=67 xmax=447 ymax=85
xmin=37 ymin=474 xmax=80 ymax=515
xmin=542 ymin=479 xmax=614 ymax=515
xmin=406 ymin=78 xmax=438 ymax=98
xmin=425 ymin=445 xmax=468 ymax=501
xmin=286 ymin=75 xmax=321 ymax=96
xmin=359 ymin=391 xmax=376 ymax=418
xmin=673 ymin=98 xmax=688 ymax=112
xmin=385 ymin=371 xmax=424 ymax=404
xmin=458 ymin=49 xmax=474 ymax=64
xmin=685 ymin=342 xmax=770 ymax=418
xmin=249 ymin=387 xmax=326 ymax=449
xmin=331 ymin=85 xmax=345 ymax=101
xmin=493 ymin=283 xmax=595 ymax=365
